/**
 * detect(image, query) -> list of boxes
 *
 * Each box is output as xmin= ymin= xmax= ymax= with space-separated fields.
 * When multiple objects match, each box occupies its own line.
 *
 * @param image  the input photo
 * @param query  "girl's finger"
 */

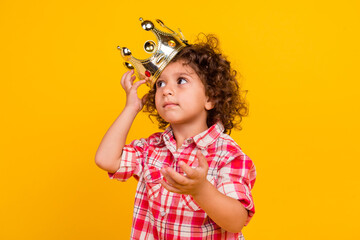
xmin=179 ymin=161 xmax=196 ymax=179
xmin=120 ymin=71 xmax=128 ymax=88
xmin=130 ymin=73 xmax=137 ymax=84
xmin=132 ymin=79 xmax=147 ymax=91
xmin=161 ymin=167 xmax=188 ymax=186
xmin=196 ymin=151 xmax=209 ymax=169
xmin=120 ymin=70 xmax=132 ymax=88
xmin=161 ymin=170 xmax=179 ymax=187
xmin=123 ymin=70 xmax=135 ymax=90
xmin=160 ymin=180 xmax=181 ymax=194
xmin=128 ymin=75 xmax=136 ymax=88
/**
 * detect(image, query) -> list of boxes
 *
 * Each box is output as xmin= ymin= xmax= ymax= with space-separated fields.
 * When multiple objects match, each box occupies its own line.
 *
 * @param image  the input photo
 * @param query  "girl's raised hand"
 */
xmin=120 ymin=70 xmax=148 ymax=112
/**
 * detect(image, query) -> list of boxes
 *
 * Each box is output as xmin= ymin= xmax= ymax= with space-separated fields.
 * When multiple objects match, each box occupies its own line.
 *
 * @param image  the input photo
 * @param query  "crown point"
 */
xmin=121 ymin=47 xmax=131 ymax=56
xmin=121 ymin=47 xmax=132 ymax=61
xmin=156 ymin=19 xmax=164 ymax=27
xmin=124 ymin=62 xmax=134 ymax=69
xmin=141 ymin=20 xmax=154 ymax=31
xmin=144 ymin=40 xmax=156 ymax=53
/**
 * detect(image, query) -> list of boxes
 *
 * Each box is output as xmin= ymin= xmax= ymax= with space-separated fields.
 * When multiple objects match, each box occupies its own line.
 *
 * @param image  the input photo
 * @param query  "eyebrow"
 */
xmin=178 ymin=67 xmax=196 ymax=75
xmin=158 ymin=71 xmax=193 ymax=81
xmin=173 ymin=71 xmax=195 ymax=78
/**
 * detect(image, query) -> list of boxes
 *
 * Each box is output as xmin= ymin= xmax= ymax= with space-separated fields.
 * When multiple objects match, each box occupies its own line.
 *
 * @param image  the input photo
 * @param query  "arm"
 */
xmin=95 ymin=70 xmax=147 ymax=173
xmin=160 ymin=151 xmax=248 ymax=233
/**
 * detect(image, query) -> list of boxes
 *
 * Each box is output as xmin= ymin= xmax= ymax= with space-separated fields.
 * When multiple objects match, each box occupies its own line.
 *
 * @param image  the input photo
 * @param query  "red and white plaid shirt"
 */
xmin=109 ymin=122 xmax=256 ymax=240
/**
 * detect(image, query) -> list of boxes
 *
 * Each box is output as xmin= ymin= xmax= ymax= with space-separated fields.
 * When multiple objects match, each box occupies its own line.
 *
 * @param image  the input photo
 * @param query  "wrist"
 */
xmin=123 ymin=104 xmax=142 ymax=115
xmin=192 ymin=179 xmax=214 ymax=201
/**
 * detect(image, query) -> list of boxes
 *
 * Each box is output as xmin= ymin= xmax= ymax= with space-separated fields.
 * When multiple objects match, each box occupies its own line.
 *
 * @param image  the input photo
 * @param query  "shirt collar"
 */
xmin=157 ymin=122 xmax=225 ymax=150
xmin=193 ymin=122 xmax=224 ymax=149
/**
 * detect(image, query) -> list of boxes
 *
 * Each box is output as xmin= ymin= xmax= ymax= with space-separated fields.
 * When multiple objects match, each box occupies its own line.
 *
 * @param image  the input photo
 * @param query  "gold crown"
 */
xmin=117 ymin=18 xmax=189 ymax=87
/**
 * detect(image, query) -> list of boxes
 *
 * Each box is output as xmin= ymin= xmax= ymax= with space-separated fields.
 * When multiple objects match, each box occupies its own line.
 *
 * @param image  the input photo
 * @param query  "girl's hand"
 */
xmin=160 ymin=151 xmax=210 ymax=197
xmin=120 ymin=70 xmax=148 ymax=112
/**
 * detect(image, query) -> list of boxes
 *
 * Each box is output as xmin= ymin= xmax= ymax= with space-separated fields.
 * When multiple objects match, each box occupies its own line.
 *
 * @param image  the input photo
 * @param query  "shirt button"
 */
xmin=160 ymin=211 xmax=166 ymax=217
xmin=147 ymin=175 xmax=151 ymax=180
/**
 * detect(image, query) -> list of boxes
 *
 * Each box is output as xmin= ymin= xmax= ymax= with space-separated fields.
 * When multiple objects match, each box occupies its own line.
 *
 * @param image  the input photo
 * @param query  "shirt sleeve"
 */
xmin=108 ymin=138 xmax=147 ymax=181
xmin=217 ymin=151 xmax=256 ymax=226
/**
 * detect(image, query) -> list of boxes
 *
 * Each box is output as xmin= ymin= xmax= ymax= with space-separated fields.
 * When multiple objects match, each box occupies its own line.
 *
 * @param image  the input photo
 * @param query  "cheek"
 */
xmin=154 ymin=93 xmax=161 ymax=108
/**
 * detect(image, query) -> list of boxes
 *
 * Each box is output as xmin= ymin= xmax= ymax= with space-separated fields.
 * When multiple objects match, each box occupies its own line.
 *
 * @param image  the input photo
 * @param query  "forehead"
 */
xmin=159 ymin=60 xmax=197 ymax=78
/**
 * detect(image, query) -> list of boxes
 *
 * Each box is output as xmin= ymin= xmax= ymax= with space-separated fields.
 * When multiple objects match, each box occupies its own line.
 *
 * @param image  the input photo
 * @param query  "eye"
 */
xmin=177 ymin=78 xmax=187 ymax=85
xmin=156 ymin=80 xmax=166 ymax=88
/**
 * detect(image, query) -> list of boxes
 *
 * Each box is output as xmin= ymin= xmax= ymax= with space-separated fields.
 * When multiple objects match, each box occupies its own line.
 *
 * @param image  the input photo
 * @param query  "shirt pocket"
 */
xmin=180 ymin=175 xmax=217 ymax=211
xmin=143 ymin=165 xmax=163 ymax=200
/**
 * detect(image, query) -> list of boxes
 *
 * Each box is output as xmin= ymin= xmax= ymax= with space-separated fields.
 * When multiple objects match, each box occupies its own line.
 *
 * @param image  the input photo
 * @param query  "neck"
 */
xmin=171 ymin=121 xmax=209 ymax=150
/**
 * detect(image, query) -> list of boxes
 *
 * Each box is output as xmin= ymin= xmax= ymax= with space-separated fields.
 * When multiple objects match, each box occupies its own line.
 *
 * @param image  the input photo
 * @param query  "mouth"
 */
xmin=163 ymin=102 xmax=179 ymax=108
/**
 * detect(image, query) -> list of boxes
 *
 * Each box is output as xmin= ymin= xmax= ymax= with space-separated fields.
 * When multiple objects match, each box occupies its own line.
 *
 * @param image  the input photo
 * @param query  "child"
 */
xmin=95 ymin=34 xmax=256 ymax=239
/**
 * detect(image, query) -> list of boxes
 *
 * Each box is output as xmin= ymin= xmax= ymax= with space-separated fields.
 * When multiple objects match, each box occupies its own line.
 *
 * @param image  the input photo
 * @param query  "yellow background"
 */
xmin=1 ymin=0 xmax=359 ymax=239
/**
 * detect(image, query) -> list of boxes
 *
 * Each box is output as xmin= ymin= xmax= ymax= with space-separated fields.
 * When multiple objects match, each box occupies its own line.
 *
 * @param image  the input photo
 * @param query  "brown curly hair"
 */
xmin=143 ymin=34 xmax=249 ymax=134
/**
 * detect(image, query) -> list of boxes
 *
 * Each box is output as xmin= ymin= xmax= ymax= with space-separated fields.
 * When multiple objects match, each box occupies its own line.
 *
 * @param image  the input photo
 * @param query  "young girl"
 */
xmin=95 ymin=34 xmax=256 ymax=240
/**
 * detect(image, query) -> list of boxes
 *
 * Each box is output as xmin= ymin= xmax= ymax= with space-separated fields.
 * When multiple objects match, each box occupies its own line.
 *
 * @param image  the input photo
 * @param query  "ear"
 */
xmin=205 ymin=97 xmax=215 ymax=110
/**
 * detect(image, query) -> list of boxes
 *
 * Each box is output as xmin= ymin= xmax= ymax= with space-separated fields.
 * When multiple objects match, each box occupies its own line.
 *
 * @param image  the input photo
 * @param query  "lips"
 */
xmin=163 ymin=102 xmax=179 ymax=108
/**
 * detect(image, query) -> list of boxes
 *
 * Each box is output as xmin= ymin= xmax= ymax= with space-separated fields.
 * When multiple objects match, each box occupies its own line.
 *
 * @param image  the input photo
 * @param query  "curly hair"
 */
xmin=143 ymin=34 xmax=249 ymax=134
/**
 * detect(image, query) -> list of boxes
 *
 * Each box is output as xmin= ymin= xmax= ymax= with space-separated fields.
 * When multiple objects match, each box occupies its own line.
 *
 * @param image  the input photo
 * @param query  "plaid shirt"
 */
xmin=109 ymin=122 xmax=256 ymax=240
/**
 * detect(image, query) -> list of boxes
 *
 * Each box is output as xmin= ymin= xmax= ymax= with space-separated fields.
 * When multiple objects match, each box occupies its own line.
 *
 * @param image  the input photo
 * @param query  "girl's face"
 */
xmin=155 ymin=60 xmax=214 ymax=127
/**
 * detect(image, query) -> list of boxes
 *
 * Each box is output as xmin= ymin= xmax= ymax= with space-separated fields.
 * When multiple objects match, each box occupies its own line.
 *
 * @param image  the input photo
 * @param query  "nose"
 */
xmin=162 ymin=83 xmax=174 ymax=96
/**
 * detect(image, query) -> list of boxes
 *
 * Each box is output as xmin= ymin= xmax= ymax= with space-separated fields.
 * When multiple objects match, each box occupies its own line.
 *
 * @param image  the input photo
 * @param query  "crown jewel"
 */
xmin=117 ymin=18 xmax=189 ymax=87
